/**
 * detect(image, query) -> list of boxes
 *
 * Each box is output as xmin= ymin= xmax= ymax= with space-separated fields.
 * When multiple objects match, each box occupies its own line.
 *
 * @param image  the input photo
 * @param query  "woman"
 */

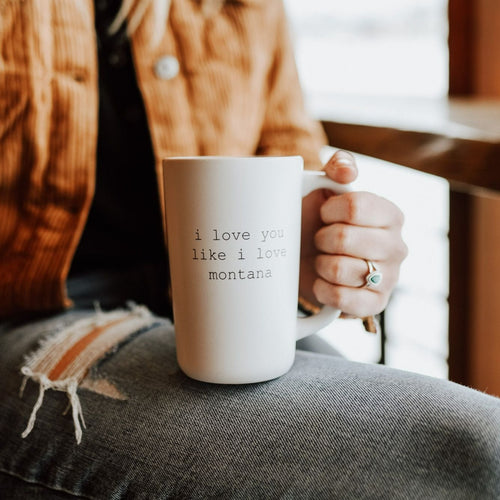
xmin=0 ymin=1 xmax=498 ymax=498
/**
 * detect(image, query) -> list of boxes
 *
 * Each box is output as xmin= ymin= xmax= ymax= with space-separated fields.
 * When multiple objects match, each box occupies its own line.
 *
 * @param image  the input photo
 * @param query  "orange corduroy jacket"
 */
xmin=0 ymin=0 xmax=326 ymax=318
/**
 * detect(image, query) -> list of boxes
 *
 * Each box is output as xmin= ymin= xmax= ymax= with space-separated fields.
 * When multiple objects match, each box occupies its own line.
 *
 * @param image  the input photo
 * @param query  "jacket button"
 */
xmin=154 ymin=55 xmax=180 ymax=80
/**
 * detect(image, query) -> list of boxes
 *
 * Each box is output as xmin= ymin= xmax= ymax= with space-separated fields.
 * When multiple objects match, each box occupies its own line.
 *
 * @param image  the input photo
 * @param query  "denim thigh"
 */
xmin=1 ymin=310 xmax=500 ymax=499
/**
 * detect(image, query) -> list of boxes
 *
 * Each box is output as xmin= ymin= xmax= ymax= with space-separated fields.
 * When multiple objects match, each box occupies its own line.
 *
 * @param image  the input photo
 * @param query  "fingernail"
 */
xmin=333 ymin=150 xmax=355 ymax=167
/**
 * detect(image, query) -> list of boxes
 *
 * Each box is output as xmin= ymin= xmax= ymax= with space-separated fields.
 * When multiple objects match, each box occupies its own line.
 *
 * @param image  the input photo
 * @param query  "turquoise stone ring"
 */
xmin=364 ymin=260 xmax=383 ymax=288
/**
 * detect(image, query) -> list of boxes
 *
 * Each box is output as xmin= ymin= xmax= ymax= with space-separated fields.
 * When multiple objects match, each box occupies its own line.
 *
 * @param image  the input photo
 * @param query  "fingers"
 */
xmin=315 ymin=255 xmax=373 ymax=288
xmin=313 ymin=223 xmax=407 ymax=316
xmin=315 ymin=224 xmax=408 ymax=262
xmin=315 ymin=254 xmax=400 ymax=294
xmin=308 ymin=154 xmax=408 ymax=318
xmin=311 ymin=190 xmax=408 ymax=317
xmin=320 ymin=191 xmax=405 ymax=228
xmin=313 ymin=278 xmax=390 ymax=317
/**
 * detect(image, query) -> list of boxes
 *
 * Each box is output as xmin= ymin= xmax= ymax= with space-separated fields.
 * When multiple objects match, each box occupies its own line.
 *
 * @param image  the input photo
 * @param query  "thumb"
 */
xmin=323 ymin=150 xmax=358 ymax=184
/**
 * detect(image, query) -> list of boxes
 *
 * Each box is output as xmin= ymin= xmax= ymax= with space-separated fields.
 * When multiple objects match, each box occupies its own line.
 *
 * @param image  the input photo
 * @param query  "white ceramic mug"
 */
xmin=162 ymin=156 xmax=349 ymax=384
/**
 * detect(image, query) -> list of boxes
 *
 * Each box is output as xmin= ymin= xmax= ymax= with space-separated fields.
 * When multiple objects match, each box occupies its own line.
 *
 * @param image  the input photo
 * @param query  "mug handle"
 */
xmin=296 ymin=170 xmax=351 ymax=340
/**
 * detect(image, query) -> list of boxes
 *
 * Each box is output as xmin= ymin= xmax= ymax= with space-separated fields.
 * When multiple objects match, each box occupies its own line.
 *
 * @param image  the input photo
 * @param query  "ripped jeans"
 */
xmin=1 ymin=268 xmax=500 ymax=499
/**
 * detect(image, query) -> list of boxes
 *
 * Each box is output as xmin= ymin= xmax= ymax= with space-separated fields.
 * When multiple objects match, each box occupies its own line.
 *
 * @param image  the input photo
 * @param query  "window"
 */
xmin=285 ymin=0 xmax=448 ymax=99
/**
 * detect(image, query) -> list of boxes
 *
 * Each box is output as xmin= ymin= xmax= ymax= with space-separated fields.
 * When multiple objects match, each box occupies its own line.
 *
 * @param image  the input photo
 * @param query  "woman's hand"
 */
xmin=300 ymin=150 xmax=408 ymax=318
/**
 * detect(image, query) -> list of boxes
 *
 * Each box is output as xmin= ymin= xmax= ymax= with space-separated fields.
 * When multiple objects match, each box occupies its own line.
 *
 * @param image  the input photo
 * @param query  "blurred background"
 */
xmin=285 ymin=0 xmax=448 ymax=99
xmin=283 ymin=0 xmax=500 ymax=395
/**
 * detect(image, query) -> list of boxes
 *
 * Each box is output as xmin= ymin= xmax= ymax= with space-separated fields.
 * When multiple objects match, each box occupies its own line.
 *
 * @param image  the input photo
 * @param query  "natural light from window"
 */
xmin=284 ymin=0 xmax=449 ymax=99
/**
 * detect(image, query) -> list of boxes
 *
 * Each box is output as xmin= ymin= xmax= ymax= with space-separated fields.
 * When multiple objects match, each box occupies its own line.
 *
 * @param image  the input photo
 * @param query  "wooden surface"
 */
xmin=469 ymin=193 xmax=500 ymax=396
xmin=449 ymin=0 xmax=500 ymax=96
xmin=317 ymin=97 xmax=500 ymax=193
xmin=448 ymin=0 xmax=474 ymax=95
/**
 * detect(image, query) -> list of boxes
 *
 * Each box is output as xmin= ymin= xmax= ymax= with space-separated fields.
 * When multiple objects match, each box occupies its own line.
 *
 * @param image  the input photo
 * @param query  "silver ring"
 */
xmin=364 ymin=260 xmax=382 ymax=288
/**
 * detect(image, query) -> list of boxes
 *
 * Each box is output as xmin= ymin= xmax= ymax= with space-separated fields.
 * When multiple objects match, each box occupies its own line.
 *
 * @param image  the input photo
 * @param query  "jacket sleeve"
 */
xmin=256 ymin=1 xmax=327 ymax=170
